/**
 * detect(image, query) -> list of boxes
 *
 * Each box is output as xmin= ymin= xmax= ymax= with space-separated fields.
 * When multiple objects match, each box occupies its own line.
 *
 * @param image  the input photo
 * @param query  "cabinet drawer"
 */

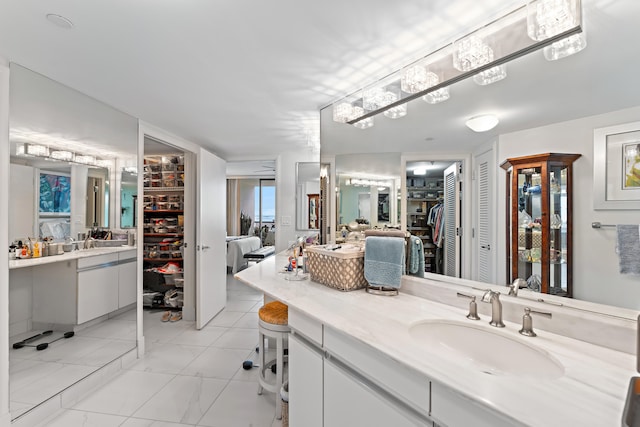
xmin=431 ymin=381 xmax=522 ymax=427
xmin=324 ymin=326 xmax=430 ymax=412
xmin=289 ymin=307 xmax=323 ymax=345
xmin=77 ymin=253 xmax=118 ymax=270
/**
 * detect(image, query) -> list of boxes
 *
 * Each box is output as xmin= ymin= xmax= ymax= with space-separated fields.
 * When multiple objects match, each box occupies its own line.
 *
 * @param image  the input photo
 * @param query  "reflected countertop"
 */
xmin=235 ymin=254 xmax=634 ymax=426
xmin=9 ymin=246 xmax=137 ymax=269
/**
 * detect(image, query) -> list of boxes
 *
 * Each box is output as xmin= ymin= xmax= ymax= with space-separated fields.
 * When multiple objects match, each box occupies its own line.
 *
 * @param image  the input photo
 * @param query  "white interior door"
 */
xmin=443 ymin=163 xmax=461 ymax=277
xmin=196 ymin=148 xmax=227 ymax=329
xmin=474 ymin=149 xmax=495 ymax=284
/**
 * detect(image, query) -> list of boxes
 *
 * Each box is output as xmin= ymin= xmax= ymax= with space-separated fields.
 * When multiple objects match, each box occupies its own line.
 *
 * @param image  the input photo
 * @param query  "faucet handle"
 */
xmin=456 ymin=293 xmax=480 ymax=320
xmin=519 ymin=307 xmax=552 ymax=337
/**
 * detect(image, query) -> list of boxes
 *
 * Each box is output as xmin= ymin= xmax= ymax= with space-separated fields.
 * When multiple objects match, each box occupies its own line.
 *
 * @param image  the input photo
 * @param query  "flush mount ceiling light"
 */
xmin=331 ymin=0 xmax=584 ymax=126
xmin=46 ymin=14 xmax=74 ymax=29
xmin=465 ymin=114 xmax=499 ymax=132
xmin=413 ymin=168 xmax=427 ymax=176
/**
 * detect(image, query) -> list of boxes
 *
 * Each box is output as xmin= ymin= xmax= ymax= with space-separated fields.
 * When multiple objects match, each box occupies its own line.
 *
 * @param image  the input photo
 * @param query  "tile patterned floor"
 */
xmin=37 ymin=275 xmax=283 ymax=427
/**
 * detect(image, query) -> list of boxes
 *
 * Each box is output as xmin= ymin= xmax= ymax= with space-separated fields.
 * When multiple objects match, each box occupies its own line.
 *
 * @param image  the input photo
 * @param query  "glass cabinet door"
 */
xmin=548 ymin=164 xmax=568 ymax=295
xmin=501 ymin=153 xmax=580 ymax=298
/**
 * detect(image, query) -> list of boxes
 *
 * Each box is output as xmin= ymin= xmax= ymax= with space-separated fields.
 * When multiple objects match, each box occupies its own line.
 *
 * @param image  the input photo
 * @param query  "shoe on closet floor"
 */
xmin=161 ymin=311 xmax=171 ymax=322
xmin=170 ymin=311 xmax=182 ymax=322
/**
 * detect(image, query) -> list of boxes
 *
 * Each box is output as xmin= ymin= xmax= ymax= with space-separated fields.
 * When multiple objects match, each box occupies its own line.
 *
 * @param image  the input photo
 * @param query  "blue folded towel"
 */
xmin=408 ymin=235 xmax=425 ymax=278
xmin=364 ymin=236 xmax=405 ymax=289
xmin=617 ymin=225 xmax=640 ymax=275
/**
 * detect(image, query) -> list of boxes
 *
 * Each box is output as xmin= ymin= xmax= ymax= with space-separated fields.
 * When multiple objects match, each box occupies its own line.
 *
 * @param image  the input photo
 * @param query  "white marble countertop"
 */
xmin=9 ymin=246 xmax=136 ymax=269
xmin=235 ymin=254 xmax=635 ymax=427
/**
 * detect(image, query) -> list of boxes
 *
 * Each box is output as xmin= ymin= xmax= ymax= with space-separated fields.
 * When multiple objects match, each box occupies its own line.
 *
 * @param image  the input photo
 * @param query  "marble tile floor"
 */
xmin=10 ymin=308 xmax=137 ymax=419
xmin=36 ymin=275 xmax=284 ymax=427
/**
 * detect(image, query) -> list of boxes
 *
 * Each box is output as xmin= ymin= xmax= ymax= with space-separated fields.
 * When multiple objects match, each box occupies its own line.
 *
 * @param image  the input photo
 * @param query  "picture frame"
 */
xmin=39 ymin=171 xmax=72 ymax=216
xmin=593 ymin=121 xmax=640 ymax=209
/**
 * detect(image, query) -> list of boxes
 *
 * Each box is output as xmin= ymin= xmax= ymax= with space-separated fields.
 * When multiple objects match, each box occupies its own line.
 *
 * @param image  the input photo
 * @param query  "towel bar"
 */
xmin=592 ymin=222 xmax=616 ymax=228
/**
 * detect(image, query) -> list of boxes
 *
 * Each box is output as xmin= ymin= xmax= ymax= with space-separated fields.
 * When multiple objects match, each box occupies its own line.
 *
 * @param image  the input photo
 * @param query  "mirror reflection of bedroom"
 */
xmin=226 ymin=161 xmax=276 ymax=274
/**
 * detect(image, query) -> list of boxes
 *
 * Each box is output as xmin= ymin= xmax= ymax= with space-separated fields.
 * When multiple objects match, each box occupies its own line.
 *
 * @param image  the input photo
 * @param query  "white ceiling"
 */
xmin=1 ymin=0 xmax=637 ymax=163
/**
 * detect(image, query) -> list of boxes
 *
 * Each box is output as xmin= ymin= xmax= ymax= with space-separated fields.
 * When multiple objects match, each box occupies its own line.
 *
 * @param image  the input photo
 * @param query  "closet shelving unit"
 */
xmin=406 ymin=176 xmax=444 ymax=273
xmin=143 ymin=155 xmax=185 ymax=309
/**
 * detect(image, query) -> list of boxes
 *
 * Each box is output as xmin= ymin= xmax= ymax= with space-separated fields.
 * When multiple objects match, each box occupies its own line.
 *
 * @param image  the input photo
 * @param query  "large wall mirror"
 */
xmin=8 ymin=64 xmax=138 ymax=419
xmin=320 ymin=0 xmax=640 ymax=311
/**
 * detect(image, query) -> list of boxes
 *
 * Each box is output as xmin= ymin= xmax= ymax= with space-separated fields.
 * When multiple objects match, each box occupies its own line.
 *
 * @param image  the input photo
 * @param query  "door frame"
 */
xmin=137 ymin=122 xmax=201 ymax=355
xmin=401 ymin=153 xmax=472 ymax=279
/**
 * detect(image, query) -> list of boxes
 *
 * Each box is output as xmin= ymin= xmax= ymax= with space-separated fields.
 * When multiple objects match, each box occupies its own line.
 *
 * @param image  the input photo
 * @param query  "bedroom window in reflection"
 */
xmin=254 ymin=179 xmax=275 ymax=246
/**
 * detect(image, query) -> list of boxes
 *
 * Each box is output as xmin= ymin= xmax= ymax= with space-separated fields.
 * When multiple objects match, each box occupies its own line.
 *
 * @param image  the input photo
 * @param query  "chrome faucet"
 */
xmin=507 ymin=278 xmax=527 ymax=297
xmin=481 ymin=289 xmax=505 ymax=328
xmin=456 ymin=292 xmax=480 ymax=320
xmin=83 ymin=235 xmax=95 ymax=250
xmin=518 ymin=307 xmax=552 ymax=337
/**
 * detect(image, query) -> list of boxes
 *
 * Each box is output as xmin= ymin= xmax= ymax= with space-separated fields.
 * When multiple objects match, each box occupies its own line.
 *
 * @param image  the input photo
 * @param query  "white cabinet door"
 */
xmin=324 ymin=360 xmax=423 ymax=427
xmin=118 ymin=259 xmax=137 ymax=308
xmin=289 ymin=334 xmax=323 ymax=427
xmin=77 ymin=265 xmax=118 ymax=324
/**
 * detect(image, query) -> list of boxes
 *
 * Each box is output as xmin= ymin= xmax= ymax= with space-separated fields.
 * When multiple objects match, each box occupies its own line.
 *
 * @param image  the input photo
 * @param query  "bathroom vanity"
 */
xmin=9 ymin=246 xmax=137 ymax=332
xmin=236 ymin=254 xmax=636 ymax=426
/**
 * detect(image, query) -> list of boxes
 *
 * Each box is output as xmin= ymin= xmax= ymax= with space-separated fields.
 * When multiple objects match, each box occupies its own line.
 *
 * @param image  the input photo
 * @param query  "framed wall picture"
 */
xmin=593 ymin=121 xmax=640 ymax=209
xmin=39 ymin=171 xmax=71 ymax=216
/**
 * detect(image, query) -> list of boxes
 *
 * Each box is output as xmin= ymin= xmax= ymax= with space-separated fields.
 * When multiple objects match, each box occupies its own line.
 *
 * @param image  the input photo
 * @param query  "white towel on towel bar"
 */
xmin=616 ymin=225 xmax=640 ymax=275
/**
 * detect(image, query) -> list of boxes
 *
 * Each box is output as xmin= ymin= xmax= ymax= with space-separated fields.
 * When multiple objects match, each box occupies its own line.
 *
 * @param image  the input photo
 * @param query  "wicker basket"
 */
xmin=305 ymin=246 xmax=367 ymax=291
xmin=518 ymin=229 xmax=542 ymax=248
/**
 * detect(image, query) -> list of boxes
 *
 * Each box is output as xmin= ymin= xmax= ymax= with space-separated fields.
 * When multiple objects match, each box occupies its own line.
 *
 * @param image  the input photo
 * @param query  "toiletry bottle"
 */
xmin=21 ymin=244 xmax=28 ymax=258
xmin=33 ymin=241 xmax=40 ymax=258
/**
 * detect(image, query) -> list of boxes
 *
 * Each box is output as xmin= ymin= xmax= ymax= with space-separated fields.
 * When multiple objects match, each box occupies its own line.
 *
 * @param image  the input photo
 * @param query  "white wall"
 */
xmin=497 ymin=105 xmax=640 ymax=309
xmin=275 ymin=149 xmax=318 ymax=252
xmin=0 ymin=58 xmax=11 ymax=425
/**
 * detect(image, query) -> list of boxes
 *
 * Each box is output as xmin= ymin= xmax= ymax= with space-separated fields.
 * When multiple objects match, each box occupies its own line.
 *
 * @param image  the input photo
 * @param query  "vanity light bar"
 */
xmin=332 ymin=0 xmax=583 ymax=126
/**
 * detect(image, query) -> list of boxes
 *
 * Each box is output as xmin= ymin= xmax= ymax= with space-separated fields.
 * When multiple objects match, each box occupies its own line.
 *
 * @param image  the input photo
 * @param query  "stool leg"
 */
xmin=257 ymin=331 xmax=264 ymax=395
xmin=275 ymin=334 xmax=283 ymax=420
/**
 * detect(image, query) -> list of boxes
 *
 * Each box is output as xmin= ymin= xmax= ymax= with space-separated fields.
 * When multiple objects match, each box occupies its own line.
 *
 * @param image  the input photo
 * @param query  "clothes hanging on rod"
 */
xmin=427 ymin=202 xmax=445 ymax=248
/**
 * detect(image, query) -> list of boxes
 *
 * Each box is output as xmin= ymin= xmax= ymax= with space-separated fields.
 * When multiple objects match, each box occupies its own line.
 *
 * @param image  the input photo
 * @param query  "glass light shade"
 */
xmin=527 ymin=0 xmax=579 ymax=41
xmin=465 ymin=114 xmax=499 ymax=132
xmin=380 ymin=90 xmax=407 ymax=119
xmin=401 ymin=66 xmax=439 ymax=94
xmin=384 ymin=103 xmax=407 ymax=119
xmin=50 ymin=150 xmax=74 ymax=161
xmin=75 ymin=154 xmax=96 ymax=165
xmin=362 ymin=87 xmax=387 ymax=111
xmin=333 ymin=102 xmax=354 ymax=123
xmin=473 ymin=65 xmax=507 ymax=85
xmin=452 ymin=36 xmax=494 ymax=72
xmin=22 ymin=143 xmax=50 ymax=157
xmin=96 ymin=159 xmax=114 ymax=168
xmin=543 ymin=32 xmax=586 ymax=60
xmin=422 ymin=87 xmax=450 ymax=104
xmin=351 ymin=106 xmax=374 ymax=129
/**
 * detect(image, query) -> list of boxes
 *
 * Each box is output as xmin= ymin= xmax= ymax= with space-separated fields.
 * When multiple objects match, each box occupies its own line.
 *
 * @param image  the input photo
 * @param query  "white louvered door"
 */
xmin=475 ymin=150 xmax=495 ymax=284
xmin=443 ymin=163 xmax=461 ymax=277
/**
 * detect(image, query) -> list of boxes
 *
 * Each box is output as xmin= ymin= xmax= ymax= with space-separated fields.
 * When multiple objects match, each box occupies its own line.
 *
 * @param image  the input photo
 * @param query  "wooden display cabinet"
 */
xmin=500 ymin=153 xmax=581 ymax=297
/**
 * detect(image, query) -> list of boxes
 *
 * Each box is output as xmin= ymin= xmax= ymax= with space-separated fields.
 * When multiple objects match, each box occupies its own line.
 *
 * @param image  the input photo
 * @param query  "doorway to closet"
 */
xmin=142 ymin=137 xmax=190 ymax=326
xmin=405 ymin=160 xmax=464 ymax=278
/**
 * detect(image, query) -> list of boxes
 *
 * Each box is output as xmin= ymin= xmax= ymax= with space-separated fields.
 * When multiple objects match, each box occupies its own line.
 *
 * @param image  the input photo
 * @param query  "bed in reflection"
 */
xmin=226 ymin=236 xmax=262 ymax=273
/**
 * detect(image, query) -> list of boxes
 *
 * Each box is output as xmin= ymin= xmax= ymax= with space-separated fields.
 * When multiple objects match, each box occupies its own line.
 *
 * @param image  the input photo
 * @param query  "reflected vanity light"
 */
xmin=465 ymin=114 xmax=499 ymax=132
xmin=74 ymin=154 xmax=97 ymax=165
xmin=331 ymin=0 xmax=584 ymax=125
xmin=50 ymin=150 xmax=74 ymax=161
xmin=17 ymin=143 xmax=49 ymax=157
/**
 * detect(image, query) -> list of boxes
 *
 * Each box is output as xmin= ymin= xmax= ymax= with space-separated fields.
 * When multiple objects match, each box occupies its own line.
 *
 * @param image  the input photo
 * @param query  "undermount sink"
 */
xmin=409 ymin=320 xmax=564 ymax=380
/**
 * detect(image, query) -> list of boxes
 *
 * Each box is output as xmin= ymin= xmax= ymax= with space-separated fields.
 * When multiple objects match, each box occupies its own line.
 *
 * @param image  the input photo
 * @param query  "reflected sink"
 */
xmin=409 ymin=320 xmax=564 ymax=380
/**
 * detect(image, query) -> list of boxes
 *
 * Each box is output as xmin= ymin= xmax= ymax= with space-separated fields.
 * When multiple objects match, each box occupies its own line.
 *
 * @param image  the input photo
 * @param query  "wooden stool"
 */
xmin=258 ymin=301 xmax=290 ymax=420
